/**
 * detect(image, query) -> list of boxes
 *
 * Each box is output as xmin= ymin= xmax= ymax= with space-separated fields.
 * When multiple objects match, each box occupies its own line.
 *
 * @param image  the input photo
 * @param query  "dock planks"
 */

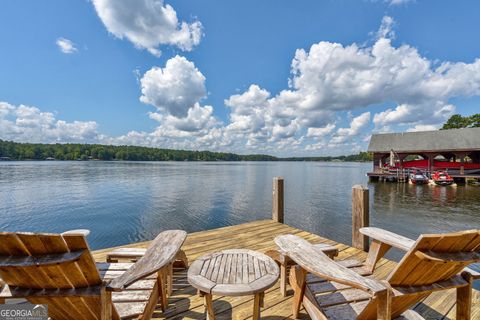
xmin=92 ymin=220 xmax=480 ymax=319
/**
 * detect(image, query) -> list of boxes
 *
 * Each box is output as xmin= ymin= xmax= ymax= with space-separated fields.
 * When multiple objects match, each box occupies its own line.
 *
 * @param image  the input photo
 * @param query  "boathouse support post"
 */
xmin=352 ymin=185 xmax=369 ymax=251
xmin=272 ymin=177 xmax=284 ymax=223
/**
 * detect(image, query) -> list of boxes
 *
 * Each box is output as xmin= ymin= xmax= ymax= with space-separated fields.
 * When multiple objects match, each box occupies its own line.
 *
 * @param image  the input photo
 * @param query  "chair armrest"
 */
xmin=275 ymin=234 xmax=387 ymax=296
xmin=360 ymin=227 xmax=415 ymax=251
xmin=107 ymin=230 xmax=187 ymax=291
xmin=62 ymin=229 xmax=90 ymax=237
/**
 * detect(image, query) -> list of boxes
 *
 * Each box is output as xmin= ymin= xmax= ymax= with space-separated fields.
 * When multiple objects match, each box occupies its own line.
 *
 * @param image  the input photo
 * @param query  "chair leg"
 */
xmin=457 ymin=274 xmax=473 ymax=320
xmin=364 ymin=240 xmax=391 ymax=274
xmin=376 ymin=286 xmax=391 ymax=320
xmin=100 ymin=287 xmax=113 ymax=320
xmin=289 ymin=266 xmax=307 ymax=319
xmin=167 ymin=262 xmax=174 ymax=296
xmin=157 ymin=268 xmax=168 ymax=312
xmin=280 ymin=264 xmax=287 ymax=297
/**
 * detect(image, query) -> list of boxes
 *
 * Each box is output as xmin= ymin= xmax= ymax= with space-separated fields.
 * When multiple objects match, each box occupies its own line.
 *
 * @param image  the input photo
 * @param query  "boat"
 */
xmin=392 ymin=159 xmax=480 ymax=175
xmin=432 ymin=170 xmax=454 ymax=186
xmin=409 ymin=169 xmax=429 ymax=184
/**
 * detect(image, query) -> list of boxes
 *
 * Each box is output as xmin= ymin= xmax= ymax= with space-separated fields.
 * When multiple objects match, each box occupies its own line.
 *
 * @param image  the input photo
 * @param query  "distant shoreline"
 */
xmin=0 ymin=139 xmax=372 ymax=162
xmin=0 ymin=159 xmax=371 ymax=163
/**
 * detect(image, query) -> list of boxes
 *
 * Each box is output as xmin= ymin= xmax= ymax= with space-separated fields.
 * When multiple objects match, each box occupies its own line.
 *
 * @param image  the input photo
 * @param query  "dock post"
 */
xmin=352 ymin=185 xmax=369 ymax=251
xmin=272 ymin=177 xmax=284 ymax=223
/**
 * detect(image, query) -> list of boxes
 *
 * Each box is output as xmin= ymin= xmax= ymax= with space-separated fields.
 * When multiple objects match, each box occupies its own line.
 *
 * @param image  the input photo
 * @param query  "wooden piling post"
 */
xmin=272 ymin=177 xmax=284 ymax=223
xmin=352 ymin=185 xmax=369 ymax=251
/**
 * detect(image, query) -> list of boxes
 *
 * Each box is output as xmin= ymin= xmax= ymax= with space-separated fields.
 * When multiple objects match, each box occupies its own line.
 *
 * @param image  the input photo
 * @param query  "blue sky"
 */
xmin=1 ymin=0 xmax=479 ymax=156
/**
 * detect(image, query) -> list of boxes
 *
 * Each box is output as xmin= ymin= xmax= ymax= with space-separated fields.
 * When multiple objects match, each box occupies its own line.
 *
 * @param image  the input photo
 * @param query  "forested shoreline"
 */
xmin=0 ymin=140 xmax=372 ymax=162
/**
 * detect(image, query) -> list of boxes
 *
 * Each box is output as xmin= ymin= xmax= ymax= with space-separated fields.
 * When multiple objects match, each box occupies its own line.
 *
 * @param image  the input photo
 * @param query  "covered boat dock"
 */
xmin=367 ymin=127 xmax=480 ymax=182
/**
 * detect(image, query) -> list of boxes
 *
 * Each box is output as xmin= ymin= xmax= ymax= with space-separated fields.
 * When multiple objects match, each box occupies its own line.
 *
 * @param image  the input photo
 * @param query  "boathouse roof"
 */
xmin=368 ymin=127 xmax=480 ymax=153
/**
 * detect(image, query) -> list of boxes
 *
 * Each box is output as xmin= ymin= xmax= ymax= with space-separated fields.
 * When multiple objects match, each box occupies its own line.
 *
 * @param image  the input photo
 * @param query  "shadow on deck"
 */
xmin=92 ymin=220 xmax=480 ymax=319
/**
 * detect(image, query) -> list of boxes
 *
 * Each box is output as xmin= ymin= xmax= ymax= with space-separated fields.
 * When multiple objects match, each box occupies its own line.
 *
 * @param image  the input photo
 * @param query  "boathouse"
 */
xmin=367 ymin=127 xmax=480 ymax=180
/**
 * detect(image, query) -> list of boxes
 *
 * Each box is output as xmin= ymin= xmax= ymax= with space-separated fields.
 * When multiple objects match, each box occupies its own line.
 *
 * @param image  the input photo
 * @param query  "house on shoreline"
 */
xmin=367 ymin=127 xmax=480 ymax=181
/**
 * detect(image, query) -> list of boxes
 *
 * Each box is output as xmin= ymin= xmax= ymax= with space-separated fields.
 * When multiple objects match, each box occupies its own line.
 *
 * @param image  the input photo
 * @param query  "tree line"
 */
xmin=0 ymin=140 xmax=372 ymax=162
xmin=0 ymin=140 xmax=277 ymax=161
xmin=282 ymin=151 xmax=373 ymax=162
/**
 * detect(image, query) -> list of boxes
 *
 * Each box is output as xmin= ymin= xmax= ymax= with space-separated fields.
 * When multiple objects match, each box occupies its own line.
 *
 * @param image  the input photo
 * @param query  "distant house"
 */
xmin=367 ymin=127 xmax=480 ymax=176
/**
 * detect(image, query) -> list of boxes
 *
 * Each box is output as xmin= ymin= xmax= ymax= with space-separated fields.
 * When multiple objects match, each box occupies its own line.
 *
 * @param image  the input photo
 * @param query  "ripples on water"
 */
xmin=1 ymin=161 xmax=479 ymax=258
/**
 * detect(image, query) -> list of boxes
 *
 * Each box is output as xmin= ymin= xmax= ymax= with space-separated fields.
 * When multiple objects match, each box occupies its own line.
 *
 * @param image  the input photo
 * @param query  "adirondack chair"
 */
xmin=0 ymin=229 xmax=188 ymax=319
xmin=275 ymin=230 xmax=480 ymax=320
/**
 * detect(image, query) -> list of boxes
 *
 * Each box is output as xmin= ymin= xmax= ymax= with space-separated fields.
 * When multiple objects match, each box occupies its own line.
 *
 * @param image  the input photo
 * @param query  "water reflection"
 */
xmin=1 ymin=161 xmax=479 ymax=254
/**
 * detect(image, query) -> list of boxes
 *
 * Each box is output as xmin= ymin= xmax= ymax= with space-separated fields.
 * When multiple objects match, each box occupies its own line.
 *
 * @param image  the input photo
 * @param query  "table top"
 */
xmin=188 ymin=249 xmax=279 ymax=296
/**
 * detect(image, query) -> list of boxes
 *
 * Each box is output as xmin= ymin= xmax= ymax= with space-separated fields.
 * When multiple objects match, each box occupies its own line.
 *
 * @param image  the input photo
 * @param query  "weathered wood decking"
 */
xmin=92 ymin=220 xmax=480 ymax=319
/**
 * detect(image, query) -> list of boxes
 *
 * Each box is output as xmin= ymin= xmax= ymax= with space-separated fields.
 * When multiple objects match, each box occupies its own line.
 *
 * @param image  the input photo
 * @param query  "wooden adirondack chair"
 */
xmin=0 ymin=229 xmax=188 ymax=319
xmin=275 ymin=229 xmax=480 ymax=320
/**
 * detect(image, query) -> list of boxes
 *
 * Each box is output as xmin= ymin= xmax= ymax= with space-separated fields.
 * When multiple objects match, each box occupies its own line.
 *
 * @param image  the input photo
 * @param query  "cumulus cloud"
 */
xmin=331 ymin=112 xmax=371 ymax=144
xmin=140 ymin=56 xmax=206 ymax=117
xmin=0 ymin=102 xmax=98 ymax=143
xmin=56 ymin=37 xmax=77 ymax=54
xmin=148 ymin=103 xmax=219 ymax=135
xmin=209 ymin=15 xmax=480 ymax=153
xmin=306 ymin=124 xmax=336 ymax=138
xmin=373 ymin=102 xmax=455 ymax=129
xmin=111 ymin=16 xmax=480 ymax=154
xmin=109 ymin=56 xmax=222 ymax=150
xmin=406 ymin=124 xmax=439 ymax=132
xmin=6 ymin=16 xmax=480 ymax=156
xmin=92 ymin=0 xmax=202 ymax=56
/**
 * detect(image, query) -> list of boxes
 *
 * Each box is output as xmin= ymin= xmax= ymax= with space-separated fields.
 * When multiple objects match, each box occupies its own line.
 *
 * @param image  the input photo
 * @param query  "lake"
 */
xmin=1 ymin=161 xmax=480 ymax=258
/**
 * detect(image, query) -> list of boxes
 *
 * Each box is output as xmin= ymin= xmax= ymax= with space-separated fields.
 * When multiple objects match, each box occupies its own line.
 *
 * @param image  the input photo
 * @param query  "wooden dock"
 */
xmin=92 ymin=219 xmax=480 ymax=319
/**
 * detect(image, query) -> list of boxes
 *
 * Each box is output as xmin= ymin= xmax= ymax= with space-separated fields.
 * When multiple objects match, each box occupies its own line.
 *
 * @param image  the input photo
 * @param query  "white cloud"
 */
xmin=376 ymin=16 xmax=395 ymax=39
xmin=225 ymin=85 xmax=270 ymax=135
xmin=387 ymin=0 xmax=414 ymax=5
xmin=306 ymin=124 xmax=336 ymax=137
xmin=56 ymin=38 xmax=77 ymax=54
xmin=140 ymin=56 xmax=206 ymax=117
xmin=213 ymin=15 xmax=480 ymax=153
xmin=0 ymin=102 xmax=98 ymax=143
xmin=6 ymin=16 xmax=480 ymax=156
xmin=110 ymin=56 xmax=222 ymax=150
xmin=406 ymin=124 xmax=439 ymax=132
xmin=331 ymin=112 xmax=371 ymax=144
xmin=148 ymin=103 xmax=219 ymax=135
xmin=125 ymin=15 xmax=480 ymax=154
xmin=92 ymin=0 xmax=202 ymax=56
xmin=373 ymin=102 xmax=455 ymax=128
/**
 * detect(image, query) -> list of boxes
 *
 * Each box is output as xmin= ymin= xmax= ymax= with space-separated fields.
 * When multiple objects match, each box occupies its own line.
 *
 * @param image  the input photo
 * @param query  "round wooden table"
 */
xmin=188 ymin=249 xmax=280 ymax=320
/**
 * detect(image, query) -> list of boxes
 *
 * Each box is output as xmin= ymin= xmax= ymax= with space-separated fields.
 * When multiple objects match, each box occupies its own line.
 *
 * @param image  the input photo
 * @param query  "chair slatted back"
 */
xmin=387 ymin=229 xmax=480 ymax=286
xmin=0 ymin=232 xmax=116 ymax=320
xmin=358 ymin=229 xmax=480 ymax=319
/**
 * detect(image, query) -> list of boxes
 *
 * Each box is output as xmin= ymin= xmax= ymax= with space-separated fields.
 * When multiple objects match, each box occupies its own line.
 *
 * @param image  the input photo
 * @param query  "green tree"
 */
xmin=470 ymin=114 xmax=480 ymax=127
xmin=441 ymin=113 xmax=480 ymax=129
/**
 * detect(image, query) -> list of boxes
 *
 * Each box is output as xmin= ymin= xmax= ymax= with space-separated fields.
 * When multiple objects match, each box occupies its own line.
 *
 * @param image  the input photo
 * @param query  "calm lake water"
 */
xmin=1 ymin=161 xmax=480 ymax=259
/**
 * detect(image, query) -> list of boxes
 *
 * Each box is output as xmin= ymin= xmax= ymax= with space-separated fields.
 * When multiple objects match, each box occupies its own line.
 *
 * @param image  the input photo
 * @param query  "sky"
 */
xmin=1 ymin=0 xmax=480 ymax=156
